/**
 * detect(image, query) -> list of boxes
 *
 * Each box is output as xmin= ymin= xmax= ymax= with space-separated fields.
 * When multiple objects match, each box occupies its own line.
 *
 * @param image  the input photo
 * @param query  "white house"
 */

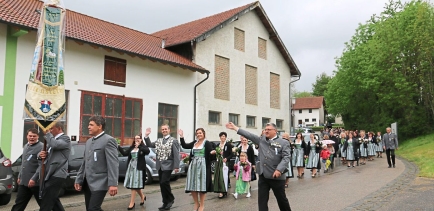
xmin=0 ymin=0 xmax=209 ymax=160
xmin=292 ymin=96 xmax=325 ymax=127
xmin=152 ymin=2 xmax=301 ymax=139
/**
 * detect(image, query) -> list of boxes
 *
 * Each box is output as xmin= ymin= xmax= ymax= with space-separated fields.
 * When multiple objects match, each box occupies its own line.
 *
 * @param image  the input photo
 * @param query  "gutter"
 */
xmin=193 ymin=72 xmax=210 ymax=140
xmin=289 ymin=74 xmax=301 ymax=134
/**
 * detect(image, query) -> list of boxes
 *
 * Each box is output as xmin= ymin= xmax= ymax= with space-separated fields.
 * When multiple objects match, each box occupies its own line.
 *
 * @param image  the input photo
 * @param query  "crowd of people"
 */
xmin=11 ymin=115 xmax=399 ymax=211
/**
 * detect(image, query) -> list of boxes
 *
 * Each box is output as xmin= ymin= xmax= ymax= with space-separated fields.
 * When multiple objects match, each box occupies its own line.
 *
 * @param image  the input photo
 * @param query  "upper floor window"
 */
xmin=104 ymin=56 xmax=126 ymax=87
xmin=305 ymin=119 xmax=309 ymax=122
xmin=309 ymin=109 xmax=312 ymax=113
xmin=276 ymin=119 xmax=283 ymax=130
xmin=262 ymin=117 xmax=270 ymax=129
xmin=247 ymin=116 xmax=256 ymax=128
xmin=158 ymin=103 xmax=178 ymax=138
xmin=234 ymin=28 xmax=245 ymax=52
xmin=299 ymin=110 xmax=302 ymax=114
xmin=258 ymin=37 xmax=267 ymax=59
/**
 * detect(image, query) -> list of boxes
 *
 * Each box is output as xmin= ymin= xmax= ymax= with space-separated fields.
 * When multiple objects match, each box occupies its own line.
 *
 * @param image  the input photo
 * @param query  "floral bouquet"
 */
xmin=376 ymin=137 xmax=381 ymax=142
xmin=341 ymin=138 xmax=346 ymax=145
xmin=215 ymin=147 xmax=223 ymax=160
xmin=315 ymin=140 xmax=322 ymax=148
xmin=240 ymin=161 xmax=247 ymax=168
xmin=232 ymin=147 xmax=238 ymax=153
xmin=358 ymin=138 xmax=363 ymax=144
xmin=364 ymin=139 xmax=369 ymax=144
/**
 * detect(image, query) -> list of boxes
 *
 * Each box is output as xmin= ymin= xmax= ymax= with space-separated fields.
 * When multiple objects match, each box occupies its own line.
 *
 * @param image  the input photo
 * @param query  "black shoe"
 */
xmin=127 ymin=203 xmax=135 ymax=210
xmin=163 ymin=201 xmax=174 ymax=210
xmin=393 ymin=165 xmax=395 ymax=168
xmin=388 ymin=165 xmax=392 ymax=168
xmin=158 ymin=204 xmax=167 ymax=210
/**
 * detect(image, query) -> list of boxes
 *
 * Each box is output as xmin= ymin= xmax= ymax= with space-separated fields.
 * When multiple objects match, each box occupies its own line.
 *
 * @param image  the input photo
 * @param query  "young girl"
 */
xmin=233 ymin=152 xmax=251 ymax=199
xmin=320 ymin=144 xmax=330 ymax=173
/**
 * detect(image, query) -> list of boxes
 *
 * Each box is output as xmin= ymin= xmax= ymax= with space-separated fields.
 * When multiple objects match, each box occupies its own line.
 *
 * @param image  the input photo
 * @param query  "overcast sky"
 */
xmin=65 ymin=0 xmax=398 ymax=92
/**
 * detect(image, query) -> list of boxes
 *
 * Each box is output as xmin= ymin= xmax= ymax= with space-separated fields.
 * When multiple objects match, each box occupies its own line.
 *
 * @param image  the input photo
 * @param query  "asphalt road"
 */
xmin=2 ymin=157 xmax=415 ymax=211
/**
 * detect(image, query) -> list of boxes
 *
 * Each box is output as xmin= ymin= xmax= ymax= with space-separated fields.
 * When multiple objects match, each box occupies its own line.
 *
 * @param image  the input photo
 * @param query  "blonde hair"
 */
xmin=323 ymin=135 xmax=329 ymax=140
xmin=240 ymin=152 xmax=248 ymax=160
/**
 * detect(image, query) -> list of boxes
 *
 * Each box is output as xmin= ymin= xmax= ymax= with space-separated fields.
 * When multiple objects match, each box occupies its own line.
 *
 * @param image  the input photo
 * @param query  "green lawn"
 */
xmin=396 ymin=133 xmax=434 ymax=178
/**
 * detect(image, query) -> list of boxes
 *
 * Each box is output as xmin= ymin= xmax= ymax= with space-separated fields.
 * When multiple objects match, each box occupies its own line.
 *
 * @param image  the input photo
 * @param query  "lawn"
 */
xmin=396 ymin=133 xmax=434 ymax=178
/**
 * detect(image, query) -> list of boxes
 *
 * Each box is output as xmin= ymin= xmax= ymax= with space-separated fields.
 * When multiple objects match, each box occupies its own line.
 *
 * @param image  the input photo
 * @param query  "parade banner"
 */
xmin=24 ymin=0 xmax=66 ymax=130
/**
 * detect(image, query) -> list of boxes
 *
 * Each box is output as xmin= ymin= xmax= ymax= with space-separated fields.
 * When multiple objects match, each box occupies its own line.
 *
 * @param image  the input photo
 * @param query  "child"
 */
xmin=320 ymin=144 xmax=330 ymax=173
xmin=232 ymin=152 xmax=251 ymax=199
xmin=327 ymin=144 xmax=335 ymax=170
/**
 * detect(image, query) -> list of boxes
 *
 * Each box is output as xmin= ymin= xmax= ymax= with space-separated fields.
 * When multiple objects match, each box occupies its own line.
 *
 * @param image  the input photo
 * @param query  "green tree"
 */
xmin=312 ymin=72 xmax=331 ymax=97
xmin=293 ymin=91 xmax=313 ymax=98
xmin=325 ymin=0 xmax=434 ymax=139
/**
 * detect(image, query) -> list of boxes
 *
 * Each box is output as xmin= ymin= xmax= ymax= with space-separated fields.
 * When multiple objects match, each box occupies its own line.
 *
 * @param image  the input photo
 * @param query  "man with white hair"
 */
xmin=382 ymin=127 xmax=399 ymax=168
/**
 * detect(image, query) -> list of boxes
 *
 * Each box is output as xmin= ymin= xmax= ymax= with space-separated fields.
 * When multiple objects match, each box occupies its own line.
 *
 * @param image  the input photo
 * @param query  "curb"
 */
xmin=342 ymin=156 xmax=419 ymax=211
xmin=28 ymin=183 xmax=186 ymax=211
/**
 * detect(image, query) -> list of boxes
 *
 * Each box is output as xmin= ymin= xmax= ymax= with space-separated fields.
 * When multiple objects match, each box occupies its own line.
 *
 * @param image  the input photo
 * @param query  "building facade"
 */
xmin=292 ymin=97 xmax=325 ymax=127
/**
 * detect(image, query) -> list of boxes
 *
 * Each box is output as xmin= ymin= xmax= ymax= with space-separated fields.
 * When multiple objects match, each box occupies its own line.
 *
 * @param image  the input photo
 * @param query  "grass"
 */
xmin=396 ymin=133 xmax=434 ymax=178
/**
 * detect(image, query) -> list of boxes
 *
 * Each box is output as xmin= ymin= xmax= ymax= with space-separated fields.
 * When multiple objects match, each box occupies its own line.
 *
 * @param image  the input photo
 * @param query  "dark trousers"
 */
xmin=40 ymin=176 xmax=65 ymax=211
xmin=83 ymin=179 xmax=107 ymax=211
xmin=11 ymin=185 xmax=41 ymax=211
xmin=158 ymin=169 xmax=175 ymax=204
xmin=258 ymin=174 xmax=291 ymax=211
xmin=386 ymin=149 xmax=396 ymax=166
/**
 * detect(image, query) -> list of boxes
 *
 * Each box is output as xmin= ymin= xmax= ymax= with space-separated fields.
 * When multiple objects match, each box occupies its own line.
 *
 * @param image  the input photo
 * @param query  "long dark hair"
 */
xmin=130 ymin=134 xmax=144 ymax=148
xmin=295 ymin=132 xmax=304 ymax=141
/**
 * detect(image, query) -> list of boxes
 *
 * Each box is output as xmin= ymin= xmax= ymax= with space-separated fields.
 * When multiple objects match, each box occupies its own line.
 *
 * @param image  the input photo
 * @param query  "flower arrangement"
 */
xmin=341 ymin=138 xmax=346 ymax=144
xmin=232 ymin=147 xmax=238 ymax=153
xmin=215 ymin=146 xmax=223 ymax=161
xmin=358 ymin=138 xmax=363 ymax=144
xmin=116 ymin=138 xmax=121 ymax=145
xmin=315 ymin=140 xmax=322 ymax=148
xmin=376 ymin=137 xmax=381 ymax=142
xmin=183 ymin=155 xmax=190 ymax=164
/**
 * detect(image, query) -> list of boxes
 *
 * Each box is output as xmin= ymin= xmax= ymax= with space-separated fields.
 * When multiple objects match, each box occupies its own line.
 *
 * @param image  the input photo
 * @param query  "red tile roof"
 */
xmin=293 ymin=97 xmax=324 ymax=109
xmin=0 ymin=0 xmax=208 ymax=73
xmin=152 ymin=1 xmax=301 ymax=76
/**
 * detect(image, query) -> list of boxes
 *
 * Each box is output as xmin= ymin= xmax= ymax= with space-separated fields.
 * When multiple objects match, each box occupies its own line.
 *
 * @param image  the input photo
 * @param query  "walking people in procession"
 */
xmin=367 ymin=132 xmax=377 ymax=161
xmin=376 ymin=131 xmax=383 ymax=158
xmin=343 ymin=132 xmax=358 ymax=168
xmin=179 ymin=128 xmax=214 ymax=211
xmin=11 ymin=128 xmax=45 ymax=211
xmin=292 ymin=133 xmax=306 ymax=179
xmin=235 ymin=136 xmax=256 ymax=183
xmin=339 ymin=132 xmax=347 ymax=165
xmin=358 ymin=130 xmax=368 ymax=165
xmin=282 ymin=133 xmax=294 ymax=187
xmin=213 ymin=132 xmax=233 ymax=198
xmin=306 ymin=133 xmax=322 ymax=178
xmin=37 ymin=122 xmax=70 ymax=211
xmin=118 ymin=134 xmax=150 ymax=210
xmin=74 ymin=116 xmax=119 ymax=211
xmin=144 ymin=125 xmax=180 ymax=210
xmin=232 ymin=152 xmax=252 ymax=199
xmin=326 ymin=143 xmax=335 ymax=171
xmin=330 ymin=130 xmax=339 ymax=169
xmin=320 ymin=144 xmax=331 ymax=173
xmin=382 ymin=127 xmax=399 ymax=168
xmin=226 ymin=122 xmax=292 ymax=211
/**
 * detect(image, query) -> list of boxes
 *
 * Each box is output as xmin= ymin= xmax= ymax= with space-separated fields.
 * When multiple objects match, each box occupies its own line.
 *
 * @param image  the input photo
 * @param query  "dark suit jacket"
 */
xmin=118 ymin=145 xmax=150 ymax=171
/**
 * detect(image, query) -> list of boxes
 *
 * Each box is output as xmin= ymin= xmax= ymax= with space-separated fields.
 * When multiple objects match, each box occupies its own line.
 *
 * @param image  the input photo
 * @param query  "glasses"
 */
xmin=264 ymin=129 xmax=276 ymax=131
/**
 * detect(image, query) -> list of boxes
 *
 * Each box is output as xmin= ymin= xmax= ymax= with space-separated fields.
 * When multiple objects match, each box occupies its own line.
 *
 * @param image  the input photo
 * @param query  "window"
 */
xmin=23 ymin=90 xmax=69 ymax=146
xmin=80 ymin=91 xmax=142 ymax=144
xmin=158 ymin=103 xmax=178 ymax=138
xmin=214 ymin=55 xmax=230 ymax=100
xmin=209 ymin=111 xmax=221 ymax=125
xmin=234 ymin=28 xmax=245 ymax=51
xmin=262 ymin=117 xmax=270 ymax=128
xmin=276 ymin=119 xmax=283 ymax=130
xmin=309 ymin=109 xmax=312 ymax=113
xmin=305 ymin=119 xmax=309 ymax=122
xmin=312 ymin=118 xmax=317 ymax=122
xmin=104 ymin=56 xmax=126 ymax=87
xmin=299 ymin=110 xmax=302 ymax=114
xmin=229 ymin=113 xmax=239 ymax=126
xmin=247 ymin=116 xmax=256 ymax=128
xmin=258 ymin=37 xmax=267 ymax=59
xmin=245 ymin=65 xmax=258 ymax=105
xmin=270 ymin=73 xmax=280 ymax=109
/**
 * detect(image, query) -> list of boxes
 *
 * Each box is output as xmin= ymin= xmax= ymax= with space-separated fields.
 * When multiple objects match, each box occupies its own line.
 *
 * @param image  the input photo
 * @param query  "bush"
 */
xmin=311 ymin=126 xmax=323 ymax=131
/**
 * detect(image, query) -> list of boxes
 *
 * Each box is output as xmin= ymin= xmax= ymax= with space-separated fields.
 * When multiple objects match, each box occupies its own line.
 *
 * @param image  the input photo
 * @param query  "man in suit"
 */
xmin=75 ymin=116 xmax=119 ymax=211
xmin=226 ymin=122 xmax=291 ymax=211
xmin=11 ymin=128 xmax=43 ymax=211
xmin=37 ymin=122 xmax=70 ymax=211
xmin=144 ymin=124 xmax=180 ymax=210
xmin=382 ymin=127 xmax=399 ymax=168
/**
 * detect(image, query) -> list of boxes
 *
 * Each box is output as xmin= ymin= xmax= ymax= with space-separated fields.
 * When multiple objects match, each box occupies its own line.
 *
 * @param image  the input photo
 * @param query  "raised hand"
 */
xmin=225 ymin=122 xmax=238 ymax=131
xmin=178 ymin=129 xmax=184 ymax=137
xmin=145 ymin=128 xmax=151 ymax=136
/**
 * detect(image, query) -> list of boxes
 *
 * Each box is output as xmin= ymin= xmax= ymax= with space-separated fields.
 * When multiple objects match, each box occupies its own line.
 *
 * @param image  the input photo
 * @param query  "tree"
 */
xmin=325 ymin=0 xmax=434 ymax=139
xmin=312 ymin=72 xmax=331 ymax=97
xmin=293 ymin=91 xmax=313 ymax=98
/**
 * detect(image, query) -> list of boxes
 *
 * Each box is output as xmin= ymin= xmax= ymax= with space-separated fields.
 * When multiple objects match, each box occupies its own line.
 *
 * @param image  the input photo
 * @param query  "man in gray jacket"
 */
xmin=226 ymin=122 xmax=291 ymax=211
xmin=382 ymin=127 xmax=399 ymax=168
xmin=75 ymin=116 xmax=119 ymax=211
xmin=144 ymin=124 xmax=180 ymax=210
xmin=11 ymin=128 xmax=43 ymax=211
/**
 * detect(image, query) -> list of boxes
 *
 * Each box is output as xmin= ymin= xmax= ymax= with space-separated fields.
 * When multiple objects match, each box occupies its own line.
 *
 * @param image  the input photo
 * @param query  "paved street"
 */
xmin=2 ymin=157 xmax=418 ymax=210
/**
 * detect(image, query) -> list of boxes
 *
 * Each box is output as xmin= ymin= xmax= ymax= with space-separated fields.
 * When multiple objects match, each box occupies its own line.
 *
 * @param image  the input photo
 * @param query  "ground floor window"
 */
xmin=158 ymin=103 xmax=178 ymax=138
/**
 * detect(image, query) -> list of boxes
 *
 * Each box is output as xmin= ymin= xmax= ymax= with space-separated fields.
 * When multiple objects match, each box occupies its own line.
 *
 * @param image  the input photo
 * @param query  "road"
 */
xmin=2 ymin=157 xmax=408 ymax=211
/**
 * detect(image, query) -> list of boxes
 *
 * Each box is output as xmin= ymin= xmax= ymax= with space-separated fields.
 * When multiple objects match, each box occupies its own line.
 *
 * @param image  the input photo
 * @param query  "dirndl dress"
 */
xmin=376 ymin=138 xmax=383 ymax=152
xmin=185 ymin=144 xmax=207 ymax=192
xmin=340 ymin=143 xmax=346 ymax=158
xmin=367 ymin=140 xmax=376 ymax=156
xmin=213 ymin=152 xmax=227 ymax=193
xmin=359 ymin=142 xmax=367 ymax=158
xmin=346 ymin=142 xmax=356 ymax=161
xmin=286 ymin=155 xmax=294 ymax=178
xmin=306 ymin=145 xmax=320 ymax=169
xmin=124 ymin=151 xmax=144 ymax=189
xmin=292 ymin=143 xmax=304 ymax=167
xmin=235 ymin=169 xmax=250 ymax=194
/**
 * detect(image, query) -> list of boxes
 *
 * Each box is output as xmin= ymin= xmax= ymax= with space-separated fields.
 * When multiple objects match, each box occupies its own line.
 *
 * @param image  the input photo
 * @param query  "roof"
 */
xmin=0 ymin=0 xmax=208 ymax=74
xmin=152 ymin=1 xmax=301 ymax=76
xmin=293 ymin=97 xmax=324 ymax=110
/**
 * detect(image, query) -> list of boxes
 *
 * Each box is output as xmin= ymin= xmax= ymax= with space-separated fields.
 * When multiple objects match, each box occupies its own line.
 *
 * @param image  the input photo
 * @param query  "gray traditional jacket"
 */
xmin=382 ymin=133 xmax=398 ymax=149
xmin=19 ymin=141 xmax=43 ymax=186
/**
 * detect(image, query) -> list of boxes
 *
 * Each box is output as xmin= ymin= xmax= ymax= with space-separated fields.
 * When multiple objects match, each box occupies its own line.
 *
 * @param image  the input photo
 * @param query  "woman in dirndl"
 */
xmin=343 ymin=132 xmax=357 ymax=167
xmin=118 ymin=134 xmax=150 ymax=210
xmin=292 ymin=132 xmax=306 ymax=179
xmin=306 ymin=133 xmax=321 ymax=178
xmin=375 ymin=131 xmax=383 ymax=158
xmin=367 ymin=132 xmax=377 ymax=161
xmin=179 ymin=128 xmax=213 ymax=211
xmin=282 ymin=133 xmax=294 ymax=187
xmin=213 ymin=132 xmax=233 ymax=198
xmin=339 ymin=132 xmax=347 ymax=164
xmin=358 ymin=130 xmax=368 ymax=165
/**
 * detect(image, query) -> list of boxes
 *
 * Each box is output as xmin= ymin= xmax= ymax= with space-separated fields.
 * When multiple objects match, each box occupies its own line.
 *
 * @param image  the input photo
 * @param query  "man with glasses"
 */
xmin=226 ymin=122 xmax=291 ymax=211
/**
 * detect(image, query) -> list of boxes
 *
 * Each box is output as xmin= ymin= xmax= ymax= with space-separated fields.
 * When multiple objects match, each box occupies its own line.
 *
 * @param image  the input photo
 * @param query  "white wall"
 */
xmin=9 ymin=30 xmax=198 ymax=160
xmin=293 ymin=108 xmax=321 ymax=127
xmin=0 ymin=23 xmax=7 ymax=96
xmin=194 ymin=11 xmax=292 ymax=140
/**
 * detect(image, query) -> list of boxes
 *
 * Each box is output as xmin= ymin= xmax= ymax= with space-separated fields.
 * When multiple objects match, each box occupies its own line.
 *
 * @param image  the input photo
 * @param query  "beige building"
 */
xmin=153 ymin=2 xmax=301 ymax=140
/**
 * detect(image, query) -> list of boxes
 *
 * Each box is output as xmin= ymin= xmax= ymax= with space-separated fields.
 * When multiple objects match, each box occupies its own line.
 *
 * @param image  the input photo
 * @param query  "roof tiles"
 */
xmin=293 ymin=97 xmax=324 ymax=110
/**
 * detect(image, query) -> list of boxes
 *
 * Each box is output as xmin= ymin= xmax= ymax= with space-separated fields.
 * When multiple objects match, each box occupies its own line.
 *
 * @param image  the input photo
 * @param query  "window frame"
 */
xmin=309 ymin=109 xmax=312 ymax=113
xmin=246 ymin=115 xmax=256 ymax=128
xmin=299 ymin=109 xmax=302 ymax=114
xmin=229 ymin=113 xmax=240 ymax=126
xmin=262 ymin=117 xmax=271 ymax=129
xmin=157 ymin=103 xmax=179 ymax=138
xmin=305 ymin=118 xmax=309 ymax=123
xmin=312 ymin=118 xmax=317 ymax=122
xmin=208 ymin=111 xmax=221 ymax=125
xmin=276 ymin=119 xmax=283 ymax=130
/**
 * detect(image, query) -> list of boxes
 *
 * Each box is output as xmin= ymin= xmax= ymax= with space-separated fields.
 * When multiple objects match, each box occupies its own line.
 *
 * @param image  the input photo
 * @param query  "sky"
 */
xmin=64 ymin=0 xmax=398 ymax=92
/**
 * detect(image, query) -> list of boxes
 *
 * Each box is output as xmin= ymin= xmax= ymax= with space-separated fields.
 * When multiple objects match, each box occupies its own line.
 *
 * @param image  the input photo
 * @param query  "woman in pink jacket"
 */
xmin=232 ymin=152 xmax=251 ymax=199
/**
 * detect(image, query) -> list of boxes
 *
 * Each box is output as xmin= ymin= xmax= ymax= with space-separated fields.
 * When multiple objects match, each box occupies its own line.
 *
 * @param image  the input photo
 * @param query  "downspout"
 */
xmin=194 ymin=72 xmax=210 ymax=140
xmin=289 ymin=75 xmax=301 ymax=135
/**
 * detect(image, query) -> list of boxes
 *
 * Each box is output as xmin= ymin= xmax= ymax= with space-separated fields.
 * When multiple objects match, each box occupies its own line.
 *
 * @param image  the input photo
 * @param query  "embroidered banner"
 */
xmin=24 ymin=0 xmax=66 ymax=130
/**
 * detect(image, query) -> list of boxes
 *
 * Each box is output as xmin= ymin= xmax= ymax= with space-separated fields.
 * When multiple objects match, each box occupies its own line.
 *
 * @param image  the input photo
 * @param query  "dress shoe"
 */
xmin=127 ymin=203 xmax=135 ymax=210
xmin=388 ymin=165 xmax=392 ymax=168
xmin=158 ymin=204 xmax=167 ymax=210
xmin=163 ymin=200 xmax=174 ymax=210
